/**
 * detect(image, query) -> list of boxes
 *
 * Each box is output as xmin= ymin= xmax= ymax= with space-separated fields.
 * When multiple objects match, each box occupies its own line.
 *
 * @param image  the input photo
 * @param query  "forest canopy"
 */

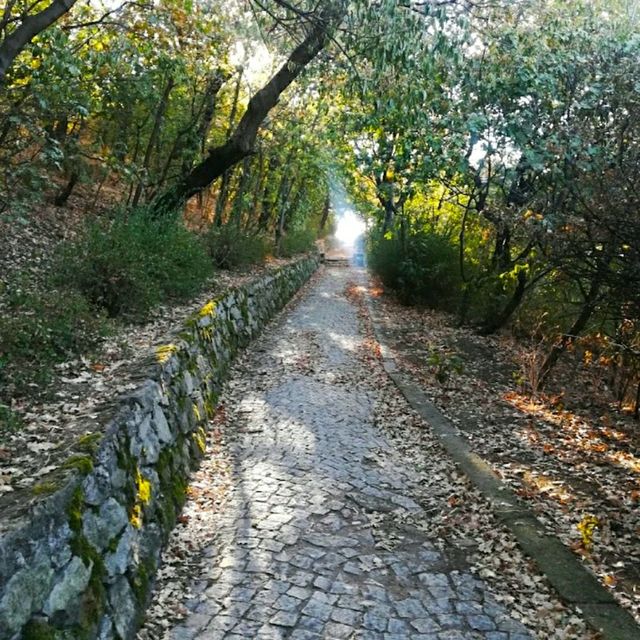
xmin=1 ymin=0 xmax=640 ymax=410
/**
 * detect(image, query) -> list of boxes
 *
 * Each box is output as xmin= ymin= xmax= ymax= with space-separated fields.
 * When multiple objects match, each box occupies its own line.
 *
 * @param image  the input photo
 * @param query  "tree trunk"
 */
xmin=54 ymin=171 xmax=78 ymax=206
xmin=492 ymin=222 xmax=511 ymax=272
xmin=319 ymin=194 xmax=330 ymax=232
xmin=198 ymin=70 xmax=228 ymax=155
xmin=150 ymin=9 xmax=340 ymax=216
xmin=157 ymin=69 xmax=226 ymax=195
xmin=230 ymin=156 xmax=252 ymax=226
xmin=480 ymin=268 xmax=528 ymax=335
xmin=245 ymin=148 xmax=265 ymax=231
xmin=214 ymin=71 xmax=244 ymax=225
xmin=538 ymin=279 xmax=601 ymax=388
xmin=457 ymin=284 xmax=472 ymax=327
xmin=0 ymin=0 xmax=78 ymax=83
xmin=258 ymin=156 xmax=279 ymax=230
xmin=382 ymin=197 xmax=395 ymax=234
xmin=284 ymin=181 xmax=302 ymax=233
xmin=275 ymin=176 xmax=290 ymax=252
xmin=132 ymin=75 xmax=174 ymax=207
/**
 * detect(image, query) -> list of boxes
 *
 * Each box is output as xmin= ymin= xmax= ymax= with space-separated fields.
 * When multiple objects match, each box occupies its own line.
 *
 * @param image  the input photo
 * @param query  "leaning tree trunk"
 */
xmin=54 ymin=171 xmax=78 ymax=206
xmin=480 ymin=269 xmax=528 ymax=335
xmin=150 ymin=8 xmax=341 ymax=217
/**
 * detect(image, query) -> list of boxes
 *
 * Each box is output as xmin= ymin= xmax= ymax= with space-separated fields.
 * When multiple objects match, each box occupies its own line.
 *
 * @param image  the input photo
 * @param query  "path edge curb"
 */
xmin=364 ymin=291 xmax=640 ymax=640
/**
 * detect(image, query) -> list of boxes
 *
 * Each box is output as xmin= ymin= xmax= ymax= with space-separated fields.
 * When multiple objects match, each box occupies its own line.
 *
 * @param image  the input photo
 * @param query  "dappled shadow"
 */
xmin=154 ymin=267 xmax=531 ymax=639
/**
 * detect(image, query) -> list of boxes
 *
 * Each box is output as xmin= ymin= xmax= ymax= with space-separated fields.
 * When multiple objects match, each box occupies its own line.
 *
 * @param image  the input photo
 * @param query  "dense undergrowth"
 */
xmin=55 ymin=211 xmax=214 ymax=318
xmin=367 ymin=218 xmax=640 ymax=419
xmin=368 ymin=229 xmax=461 ymax=309
xmin=0 ymin=206 xmax=316 ymax=431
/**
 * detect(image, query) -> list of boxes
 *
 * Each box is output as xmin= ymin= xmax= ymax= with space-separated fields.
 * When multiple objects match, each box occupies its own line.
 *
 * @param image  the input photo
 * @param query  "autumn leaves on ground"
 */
xmin=371 ymin=283 xmax=640 ymax=625
xmin=2 ymin=0 xmax=640 ymax=638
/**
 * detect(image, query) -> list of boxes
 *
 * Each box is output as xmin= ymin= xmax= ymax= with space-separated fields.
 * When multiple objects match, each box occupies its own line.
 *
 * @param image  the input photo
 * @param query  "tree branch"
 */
xmin=0 ymin=0 xmax=78 ymax=83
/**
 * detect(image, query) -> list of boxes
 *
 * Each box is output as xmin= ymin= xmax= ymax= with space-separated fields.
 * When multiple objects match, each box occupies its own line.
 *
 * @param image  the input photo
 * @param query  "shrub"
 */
xmin=205 ymin=224 xmax=271 ymax=269
xmin=54 ymin=212 xmax=213 ymax=317
xmin=0 ymin=285 xmax=108 ymax=396
xmin=0 ymin=403 xmax=22 ymax=436
xmin=368 ymin=229 xmax=461 ymax=308
xmin=279 ymin=227 xmax=316 ymax=257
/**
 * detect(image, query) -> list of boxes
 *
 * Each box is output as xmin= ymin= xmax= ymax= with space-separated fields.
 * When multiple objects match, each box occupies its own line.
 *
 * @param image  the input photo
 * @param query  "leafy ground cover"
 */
xmin=0 ymin=261 xmax=280 ymax=523
xmin=0 ymin=197 xmax=300 ymax=527
xmin=368 ymin=279 xmax=640 ymax=627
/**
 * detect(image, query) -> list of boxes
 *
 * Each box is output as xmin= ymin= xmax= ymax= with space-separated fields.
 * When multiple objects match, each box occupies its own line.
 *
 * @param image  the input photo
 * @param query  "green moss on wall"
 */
xmin=62 ymin=455 xmax=94 ymax=475
xmin=64 ymin=486 xmax=108 ymax=634
xmin=32 ymin=481 xmax=62 ymax=496
xmin=22 ymin=620 xmax=57 ymax=640
xmin=75 ymin=433 xmax=102 ymax=455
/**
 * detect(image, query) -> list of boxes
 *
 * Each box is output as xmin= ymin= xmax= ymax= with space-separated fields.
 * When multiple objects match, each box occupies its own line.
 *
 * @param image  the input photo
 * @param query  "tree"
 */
xmin=152 ymin=2 xmax=346 ymax=214
xmin=0 ymin=0 xmax=78 ymax=83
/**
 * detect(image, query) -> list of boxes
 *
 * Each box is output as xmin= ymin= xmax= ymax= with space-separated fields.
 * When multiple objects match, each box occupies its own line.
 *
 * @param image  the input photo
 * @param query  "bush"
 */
xmin=279 ymin=227 xmax=316 ymax=257
xmin=368 ymin=229 xmax=461 ymax=308
xmin=54 ymin=212 xmax=213 ymax=317
xmin=0 ymin=285 xmax=108 ymax=396
xmin=0 ymin=403 xmax=22 ymax=435
xmin=205 ymin=224 xmax=271 ymax=269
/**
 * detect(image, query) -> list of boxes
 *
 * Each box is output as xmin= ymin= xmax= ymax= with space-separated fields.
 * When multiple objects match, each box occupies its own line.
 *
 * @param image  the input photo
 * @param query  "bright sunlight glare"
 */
xmin=334 ymin=210 xmax=366 ymax=246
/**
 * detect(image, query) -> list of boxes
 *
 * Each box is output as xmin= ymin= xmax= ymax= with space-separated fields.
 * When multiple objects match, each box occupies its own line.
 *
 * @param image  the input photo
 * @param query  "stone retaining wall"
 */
xmin=0 ymin=256 xmax=319 ymax=640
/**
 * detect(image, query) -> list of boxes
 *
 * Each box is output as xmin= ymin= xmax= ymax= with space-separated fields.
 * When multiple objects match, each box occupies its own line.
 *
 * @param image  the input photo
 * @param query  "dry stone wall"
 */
xmin=0 ymin=256 xmax=319 ymax=640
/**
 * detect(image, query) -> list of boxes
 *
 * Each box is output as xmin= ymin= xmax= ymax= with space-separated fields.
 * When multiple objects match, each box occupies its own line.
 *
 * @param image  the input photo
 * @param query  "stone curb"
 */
xmin=365 ymin=294 xmax=640 ymax=640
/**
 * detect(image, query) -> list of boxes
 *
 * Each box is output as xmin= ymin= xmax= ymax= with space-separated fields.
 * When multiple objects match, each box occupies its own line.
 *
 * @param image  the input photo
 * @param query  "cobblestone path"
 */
xmin=167 ymin=268 xmax=531 ymax=640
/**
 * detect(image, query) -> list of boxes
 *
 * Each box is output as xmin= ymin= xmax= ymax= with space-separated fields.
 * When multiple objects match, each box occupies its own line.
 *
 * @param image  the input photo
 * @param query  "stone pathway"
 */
xmin=165 ymin=267 xmax=531 ymax=640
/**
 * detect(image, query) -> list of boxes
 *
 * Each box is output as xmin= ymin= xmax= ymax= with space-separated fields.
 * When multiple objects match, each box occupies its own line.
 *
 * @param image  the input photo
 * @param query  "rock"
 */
xmin=82 ymin=498 xmax=128 ymax=551
xmin=105 ymin=526 xmax=137 ymax=580
xmin=83 ymin=466 xmax=111 ymax=506
xmin=44 ymin=556 xmax=92 ymax=616
xmin=49 ymin=524 xmax=73 ymax=570
xmin=109 ymin=577 xmax=137 ymax=639
xmin=182 ymin=372 xmax=194 ymax=396
xmin=130 ymin=415 xmax=161 ymax=465
xmin=152 ymin=405 xmax=173 ymax=444
xmin=97 ymin=615 xmax=114 ymax=639
xmin=0 ymin=556 xmax=53 ymax=634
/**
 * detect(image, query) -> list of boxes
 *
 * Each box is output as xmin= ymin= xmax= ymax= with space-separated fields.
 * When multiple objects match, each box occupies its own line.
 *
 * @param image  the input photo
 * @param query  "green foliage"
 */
xmin=427 ymin=348 xmax=465 ymax=386
xmin=0 ymin=284 xmax=108 ymax=396
xmin=279 ymin=228 xmax=316 ymax=257
xmin=205 ymin=224 xmax=271 ymax=269
xmin=54 ymin=212 xmax=212 ymax=318
xmin=0 ymin=403 xmax=23 ymax=436
xmin=368 ymin=228 xmax=461 ymax=309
